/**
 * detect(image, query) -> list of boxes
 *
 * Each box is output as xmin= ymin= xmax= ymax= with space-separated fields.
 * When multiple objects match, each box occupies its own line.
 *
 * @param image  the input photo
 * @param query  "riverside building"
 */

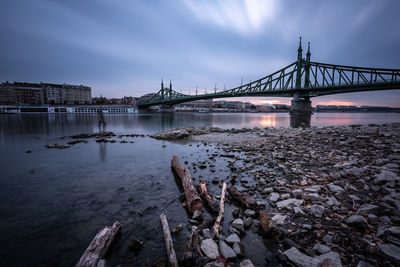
xmin=0 ymin=81 xmax=92 ymax=105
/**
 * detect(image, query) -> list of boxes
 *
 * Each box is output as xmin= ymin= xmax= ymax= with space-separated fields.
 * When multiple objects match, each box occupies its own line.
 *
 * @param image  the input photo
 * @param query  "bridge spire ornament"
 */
xmin=297 ymin=36 xmax=303 ymax=62
xmin=306 ymin=41 xmax=311 ymax=62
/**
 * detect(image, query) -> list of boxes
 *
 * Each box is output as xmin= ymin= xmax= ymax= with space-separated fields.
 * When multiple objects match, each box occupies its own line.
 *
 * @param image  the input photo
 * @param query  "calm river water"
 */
xmin=0 ymin=112 xmax=399 ymax=267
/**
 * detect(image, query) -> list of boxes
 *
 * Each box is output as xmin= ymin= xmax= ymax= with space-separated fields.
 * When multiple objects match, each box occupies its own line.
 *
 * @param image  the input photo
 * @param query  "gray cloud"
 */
xmin=0 ymin=0 xmax=399 ymax=106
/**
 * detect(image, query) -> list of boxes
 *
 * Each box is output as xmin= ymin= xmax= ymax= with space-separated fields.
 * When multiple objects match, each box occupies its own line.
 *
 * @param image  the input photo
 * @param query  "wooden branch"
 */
xmin=199 ymin=180 xmax=219 ymax=213
xmin=76 ymin=221 xmax=121 ymax=267
xmin=171 ymin=155 xmax=203 ymax=214
xmin=227 ymin=186 xmax=259 ymax=210
xmin=213 ymin=182 xmax=227 ymax=237
xmin=160 ymin=214 xmax=179 ymax=267
xmin=259 ymin=210 xmax=272 ymax=233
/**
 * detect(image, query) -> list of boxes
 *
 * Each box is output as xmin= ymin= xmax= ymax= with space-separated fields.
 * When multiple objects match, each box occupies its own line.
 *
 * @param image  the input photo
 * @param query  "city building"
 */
xmin=0 ymin=81 xmax=92 ymax=105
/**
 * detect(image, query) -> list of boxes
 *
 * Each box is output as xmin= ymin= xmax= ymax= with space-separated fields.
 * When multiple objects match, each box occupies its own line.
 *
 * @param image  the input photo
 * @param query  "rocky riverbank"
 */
xmin=153 ymin=124 xmax=400 ymax=266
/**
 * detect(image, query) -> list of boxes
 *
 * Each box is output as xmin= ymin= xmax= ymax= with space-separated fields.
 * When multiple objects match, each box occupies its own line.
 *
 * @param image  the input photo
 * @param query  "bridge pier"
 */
xmin=290 ymin=94 xmax=312 ymax=115
xmin=158 ymin=105 xmax=175 ymax=113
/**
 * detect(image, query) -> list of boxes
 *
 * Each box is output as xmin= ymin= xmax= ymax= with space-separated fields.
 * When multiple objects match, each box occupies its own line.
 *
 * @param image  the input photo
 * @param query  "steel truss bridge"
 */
xmin=138 ymin=38 xmax=400 ymax=109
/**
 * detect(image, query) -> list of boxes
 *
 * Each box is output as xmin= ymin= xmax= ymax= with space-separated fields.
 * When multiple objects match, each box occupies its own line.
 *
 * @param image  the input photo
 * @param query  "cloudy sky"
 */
xmin=1 ymin=0 xmax=399 ymax=106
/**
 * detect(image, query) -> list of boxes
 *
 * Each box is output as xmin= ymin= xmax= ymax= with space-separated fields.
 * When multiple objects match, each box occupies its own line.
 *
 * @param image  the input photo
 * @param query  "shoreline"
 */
xmin=151 ymin=124 xmax=400 ymax=266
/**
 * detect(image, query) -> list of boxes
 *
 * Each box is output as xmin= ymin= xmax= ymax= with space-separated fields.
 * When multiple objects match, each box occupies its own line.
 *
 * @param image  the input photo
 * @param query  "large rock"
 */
xmin=283 ymin=247 xmax=320 ymax=267
xmin=305 ymin=193 xmax=325 ymax=202
xmin=219 ymin=240 xmax=236 ymax=259
xmin=276 ymin=198 xmax=304 ymax=211
xmin=292 ymin=189 xmax=303 ymax=198
xmin=311 ymin=204 xmax=325 ymax=218
xmin=201 ymin=238 xmax=220 ymax=259
xmin=374 ymin=170 xmax=399 ymax=185
xmin=225 ymin=233 xmax=240 ymax=244
xmin=240 ymin=259 xmax=254 ymax=267
xmin=269 ymin=192 xmax=280 ymax=203
xmin=204 ymin=261 xmax=225 ymax=267
xmin=344 ymin=215 xmax=368 ymax=229
xmin=232 ymin=218 xmax=244 ymax=232
xmin=316 ymin=251 xmax=343 ymax=267
xmin=357 ymin=204 xmax=380 ymax=215
xmin=271 ymin=214 xmax=287 ymax=225
xmin=328 ymin=183 xmax=344 ymax=194
xmin=378 ymin=244 xmax=400 ymax=264
xmin=313 ymin=243 xmax=331 ymax=254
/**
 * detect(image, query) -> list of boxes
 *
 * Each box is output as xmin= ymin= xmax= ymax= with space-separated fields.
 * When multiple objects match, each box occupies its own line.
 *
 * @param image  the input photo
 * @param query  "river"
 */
xmin=0 ymin=112 xmax=399 ymax=266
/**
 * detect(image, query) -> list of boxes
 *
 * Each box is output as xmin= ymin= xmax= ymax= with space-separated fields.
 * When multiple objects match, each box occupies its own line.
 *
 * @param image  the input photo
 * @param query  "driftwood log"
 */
xmin=192 ymin=219 xmax=216 ymax=257
xmin=213 ymin=182 xmax=227 ymax=237
xmin=76 ymin=221 xmax=121 ymax=267
xmin=227 ymin=186 xmax=259 ymax=210
xmin=160 ymin=214 xmax=179 ymax=267
xmin=171 ymin=155 xmax=203 ymax=214
xmin=199 ymin=180 xmax=219 ymax=213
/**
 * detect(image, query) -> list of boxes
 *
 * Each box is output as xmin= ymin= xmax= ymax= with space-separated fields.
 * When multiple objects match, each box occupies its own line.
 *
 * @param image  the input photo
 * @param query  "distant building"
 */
xmin=178 ymin=99 xmax=213 ymax=108
xmin=0 ymin=83 xmax=17 ymax=105
xmin=0 ymin=81 xmax=92 ymax=105
xmin=256 ymin=104 xmax=274 ymax=112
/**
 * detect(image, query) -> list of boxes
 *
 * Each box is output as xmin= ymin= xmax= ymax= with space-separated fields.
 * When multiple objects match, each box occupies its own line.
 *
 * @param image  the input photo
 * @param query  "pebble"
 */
xmin=311 ymin=204 xmax=325 ymax=218
xmin=219 ymin=240 xmax=236 ymax=259
xmin=200 ymin=239 xmax=220 ymax=259
xmin=239 ymin=259 xmax=254 ymax=267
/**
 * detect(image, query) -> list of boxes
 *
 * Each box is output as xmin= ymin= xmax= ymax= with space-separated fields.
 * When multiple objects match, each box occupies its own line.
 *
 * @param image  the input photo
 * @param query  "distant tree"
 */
xmin=74 ymin=100 xmax=80 ymax=105
xmin=49 ymin=100 xmax=55 ymax=106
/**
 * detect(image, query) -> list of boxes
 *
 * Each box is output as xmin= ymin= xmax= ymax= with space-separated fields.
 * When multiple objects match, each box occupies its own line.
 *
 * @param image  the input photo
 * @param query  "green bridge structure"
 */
xmin=138 ymin=38 xmax=400 ymax=113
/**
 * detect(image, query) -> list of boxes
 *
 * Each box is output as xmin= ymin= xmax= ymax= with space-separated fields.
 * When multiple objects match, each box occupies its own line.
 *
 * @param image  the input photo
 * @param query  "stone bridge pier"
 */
xmin=158 ymin=104 xmax=175 ymax=112
xmin=290 ymin=94 xmax=312 ymax=115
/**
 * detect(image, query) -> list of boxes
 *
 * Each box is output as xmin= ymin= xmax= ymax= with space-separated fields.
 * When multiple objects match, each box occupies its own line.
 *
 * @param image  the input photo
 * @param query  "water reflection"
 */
xmin=99 ymin=143 xmax=107 ymax=162
xmin=290 ymin=113 xmax=311 ymax=128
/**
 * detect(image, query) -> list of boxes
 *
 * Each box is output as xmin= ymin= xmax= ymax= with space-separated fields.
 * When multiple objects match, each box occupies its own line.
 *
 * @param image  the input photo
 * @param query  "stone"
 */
xmin=204 ymin=261 xmax=225 ymax=267
xmin=271 ymin=214 xmax=287 ymax=225
xmin=344 ymin=215 xmax=368 ymax=229
xmin=192 ymin=210 xmax=203 ymax=220
xmin=326 ymin=196 xmax=341 ymax=206
xmin=311 ymin=204 xmax=325 ymax=218
xmin=225 ymin=233 xmax=240 ymax=244
xmin=240 ymin=259 xmax=254 ymax=267
xmin=283 ymin=247 xmax=321 ymax=267
xmin=233 ymin=242 xmax=245 ymax=257
xmin=244 ymin=217 xmax=253 ymax=228
xmin=219 ymin=240 xmax=236 ymax=259
xmin=292 ymin=189 xmax=303 ymax=198
xmin=368 ymin=214 xmax=378 ymax=225
xmin=316 ymin=251 xmax=343 ymax=267
xmin=201 ymin=238 xmax=220 ymax=259
xmin=232 ymin=208 xmax=240 ymax=217
xmin=358 ymin=204 xmax=380 ymax=215
xmin=269 ymin=192 xmax=280 ymax=203
xmin=152 ymin=256 xmax=167 ymax=267
xmin=328 ymin=183 xmax=344 ymax=194
xmin=293 ymin=206 xmax=305 ymax=216
xmin=378 ymin=244 xmax=400 ymax=264
xmin=232 ymin=218 xmax=244 ymax=232
xmin=305 ymin=193 xmax=325 ymax=202
xmin=97 ymin=259 xmax=110 ymax=267
xmin=356 ymin=261 xmax=373 ymax=267
xmin=262 ymin=187 xmax=273 ymax=194
xmin=276 ymin=198 xmax=304 ymax=211
xmin=323 ymin=235 xmax=333 ymax=243
xmin=244 ymin=209 xmax=256 ymax=217
xmin=374 ymin=170 xmax=399 ymax=185
xmin=313 ymin=243 xmax=331 ymax=254
xmin=202 ymin=228 xmax=214 ymax=239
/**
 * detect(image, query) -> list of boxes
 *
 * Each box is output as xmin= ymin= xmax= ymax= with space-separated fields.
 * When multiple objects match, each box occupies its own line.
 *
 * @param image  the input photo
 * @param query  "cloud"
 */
xmin=182 ymin=0 xmax=277 ymax=34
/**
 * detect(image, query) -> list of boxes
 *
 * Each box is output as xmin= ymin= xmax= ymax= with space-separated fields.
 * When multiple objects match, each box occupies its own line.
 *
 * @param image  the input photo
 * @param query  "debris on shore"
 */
xmin=151 ymin=123 xmax=400 ymax=266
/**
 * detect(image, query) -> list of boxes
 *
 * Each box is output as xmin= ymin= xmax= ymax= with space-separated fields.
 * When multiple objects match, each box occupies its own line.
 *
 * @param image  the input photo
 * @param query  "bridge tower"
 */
xmin=291 ymin=37 xmax=313 ymax=115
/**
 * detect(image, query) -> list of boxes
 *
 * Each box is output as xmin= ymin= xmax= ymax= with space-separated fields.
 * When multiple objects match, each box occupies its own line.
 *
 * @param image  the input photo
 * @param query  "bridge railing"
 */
xmin=307 ymin=61 xmax=400 ymax=89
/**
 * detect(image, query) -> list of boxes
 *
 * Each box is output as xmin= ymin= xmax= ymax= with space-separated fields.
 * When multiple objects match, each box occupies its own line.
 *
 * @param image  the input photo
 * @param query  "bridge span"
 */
xmin=139 ymin=38 xmax=400 ymax=114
